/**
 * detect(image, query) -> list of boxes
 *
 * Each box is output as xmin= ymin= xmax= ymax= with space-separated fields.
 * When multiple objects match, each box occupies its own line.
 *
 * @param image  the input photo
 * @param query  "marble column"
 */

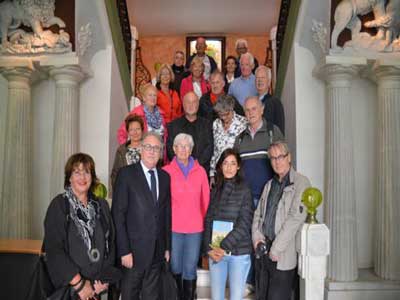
xmin=316 ymin=62 xmax=359 ymax=281
xmin=0 ymin=67 xmax=33 ymax=238
xmin=49 ymin=65 xmax=84 ymax=198
xmin=373 ymin=61 xmax=400 ymax=280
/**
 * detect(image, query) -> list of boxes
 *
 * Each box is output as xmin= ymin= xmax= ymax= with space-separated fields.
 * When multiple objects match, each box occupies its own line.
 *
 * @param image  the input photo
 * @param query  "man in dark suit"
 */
xmin=166 ymin=91 xmax=213 ymax=175
xmin=112 ymin=132 xmax=171 ymax=300
xmin=255 ymin=65 xmax=285 ymax=134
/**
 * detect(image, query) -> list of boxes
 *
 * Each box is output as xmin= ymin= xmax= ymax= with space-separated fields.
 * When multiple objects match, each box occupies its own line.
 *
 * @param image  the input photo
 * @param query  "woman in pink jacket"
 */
xmin=163 ymin=133 xmax=210 ymax=300
xmin=117 ymin=84 xmax=167 ymax=146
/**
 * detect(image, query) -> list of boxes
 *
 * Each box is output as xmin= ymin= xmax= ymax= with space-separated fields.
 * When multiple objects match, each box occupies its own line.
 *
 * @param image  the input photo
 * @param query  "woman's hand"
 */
xmin=75 ymin=280 xmax=94 ymax=300
xmin=93 ymin=280 xmax=109 ymax=295
xmin=208 ymin=247 xmax=225 ymax=262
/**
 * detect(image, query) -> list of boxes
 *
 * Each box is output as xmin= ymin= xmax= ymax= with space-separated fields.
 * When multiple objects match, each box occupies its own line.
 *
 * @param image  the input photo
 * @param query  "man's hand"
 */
xmin=165 ymin=250 xmax=170 ymax=262
xmin=269 ymin=252 xmax=279 ymax=262
xmin=121 ymin=253 xmax=134 ymax=269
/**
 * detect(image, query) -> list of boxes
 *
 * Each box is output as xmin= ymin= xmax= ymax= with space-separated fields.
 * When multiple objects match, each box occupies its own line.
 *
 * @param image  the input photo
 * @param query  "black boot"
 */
xmin=173 ymin=273 xmax=183 ymax=300
xmin=183 ymin=279 xmax=197 ymax=300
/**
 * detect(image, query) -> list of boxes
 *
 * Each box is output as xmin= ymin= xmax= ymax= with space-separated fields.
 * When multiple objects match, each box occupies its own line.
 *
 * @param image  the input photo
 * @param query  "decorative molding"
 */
xmin=311 ymin=19 xmax=328 ymax=55
xmin=134 ymin=45 xmax=151 ymax=99
xmin=77 ymin=23 xmax=92 ymax=57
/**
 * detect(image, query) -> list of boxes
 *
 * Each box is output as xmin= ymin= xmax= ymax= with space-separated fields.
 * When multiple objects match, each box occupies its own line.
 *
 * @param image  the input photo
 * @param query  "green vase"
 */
xmin=93 ymin=182 xmax=107 ymax=199
xmin=301 ymin=187 xmax=323 ymax=224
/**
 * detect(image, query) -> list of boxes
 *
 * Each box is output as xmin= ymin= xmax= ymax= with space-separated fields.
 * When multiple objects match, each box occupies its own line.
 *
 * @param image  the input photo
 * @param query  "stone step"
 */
xmin=197 ymin=286 xmax=255 ymax=300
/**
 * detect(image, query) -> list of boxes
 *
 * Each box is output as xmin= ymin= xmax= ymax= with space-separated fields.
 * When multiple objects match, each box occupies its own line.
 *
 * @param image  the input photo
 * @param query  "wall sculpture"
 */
xmin=331 ymin=0 xmax=400 ymax=52
xmin=0 ymin=0 xmax=71 ymax=54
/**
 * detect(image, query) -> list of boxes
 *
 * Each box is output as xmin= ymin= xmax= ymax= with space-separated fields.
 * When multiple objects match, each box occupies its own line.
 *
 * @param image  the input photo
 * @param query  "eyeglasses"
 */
xmin=71 ymin=170 xmax=91 ymax=177
xmin=142 ymin=144 xmax=162 ymax=153
xmin=269 ymin=153 xmax=288 ymax=162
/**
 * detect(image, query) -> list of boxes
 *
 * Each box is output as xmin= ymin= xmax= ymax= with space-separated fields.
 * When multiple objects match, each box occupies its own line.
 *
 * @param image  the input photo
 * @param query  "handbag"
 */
xmin=25 ymin=253 xmax=74 ymax=300
xmin=160 ymin=261 xmax=178 ymax=300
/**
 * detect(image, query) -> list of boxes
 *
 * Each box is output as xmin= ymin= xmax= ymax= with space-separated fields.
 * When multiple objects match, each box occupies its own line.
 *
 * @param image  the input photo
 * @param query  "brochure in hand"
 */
xmin=211 ymin=220 xmax=233 ymax=248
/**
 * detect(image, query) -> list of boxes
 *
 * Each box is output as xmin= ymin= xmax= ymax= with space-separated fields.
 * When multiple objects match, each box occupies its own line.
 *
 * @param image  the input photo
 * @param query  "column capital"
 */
xmin=313 ymin=55 xmax=367 ymax=86
xmin=49 ymin=65 xmax=86 ymax=86
xmin=372 ymin=60 xmax=400 ymax=87
xmin=0 ymin=67 xmax=33 ymax=88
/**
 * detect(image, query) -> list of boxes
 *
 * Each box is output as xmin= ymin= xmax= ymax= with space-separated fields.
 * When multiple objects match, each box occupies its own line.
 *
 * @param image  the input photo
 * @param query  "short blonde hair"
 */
xmin=140 ymin=83 xmax=157 ymax=98
xmin=156 ymin=64 xmax=175 ymax=83
xmin=190 ymin=56 xmax=205 ymax=71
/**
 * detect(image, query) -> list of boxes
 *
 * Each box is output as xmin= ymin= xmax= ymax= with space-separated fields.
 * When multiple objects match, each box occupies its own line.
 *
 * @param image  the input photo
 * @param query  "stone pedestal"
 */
xmin=0 ymin=67 xmax=33 ymax=238
xmin=48 ymin=65 xmax=85 ymax=197
xmin=373 ymin=61 xmax=400 ymax=280
xmin=314 ymin=56 xmax=366 ymax=281
xmin=297 ymin=223 xmax=330 ymax=300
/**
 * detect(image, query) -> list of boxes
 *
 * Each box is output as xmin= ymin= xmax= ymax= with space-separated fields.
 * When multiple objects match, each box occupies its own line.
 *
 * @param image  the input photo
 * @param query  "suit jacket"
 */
xmin=112 ymin=163 xmax=171 ymax=271
xmin=261 ymin=93 xmax=285 ymax=134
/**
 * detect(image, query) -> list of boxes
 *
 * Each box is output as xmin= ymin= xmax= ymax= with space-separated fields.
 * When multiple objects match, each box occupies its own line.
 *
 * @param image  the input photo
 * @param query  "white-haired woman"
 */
xmin=163 ymin=133 xmax=210 ymax=300
xmin=210 ymin=95 xmax=247 ymax=184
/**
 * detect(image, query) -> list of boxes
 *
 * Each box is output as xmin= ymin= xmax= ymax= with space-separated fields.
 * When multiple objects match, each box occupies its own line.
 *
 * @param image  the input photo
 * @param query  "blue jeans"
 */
xmin=209 ymin=254 xmax=251 ymax=300
xmin=171 ymin=232 xmax=202 ymax=280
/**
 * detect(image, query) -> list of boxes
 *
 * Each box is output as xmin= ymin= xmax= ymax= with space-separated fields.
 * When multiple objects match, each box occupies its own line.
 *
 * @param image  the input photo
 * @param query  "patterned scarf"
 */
xmin=65 ymin=186 xmax=98 ymax=251
xmin=144 ymin=105 xmax=162 ymax=129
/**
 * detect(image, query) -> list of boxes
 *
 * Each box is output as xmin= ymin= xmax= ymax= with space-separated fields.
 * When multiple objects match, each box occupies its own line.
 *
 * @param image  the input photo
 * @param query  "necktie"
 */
xmin=149 ymin=170 xmax=157 ymax=203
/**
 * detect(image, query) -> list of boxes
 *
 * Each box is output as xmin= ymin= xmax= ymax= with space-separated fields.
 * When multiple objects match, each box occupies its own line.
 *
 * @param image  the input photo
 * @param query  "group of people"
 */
xmin=43 ymin=36 xmax=310 ymax=300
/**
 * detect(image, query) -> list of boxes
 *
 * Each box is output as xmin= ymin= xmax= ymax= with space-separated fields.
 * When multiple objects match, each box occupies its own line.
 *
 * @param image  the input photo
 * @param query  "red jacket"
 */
xmin=157 ymin=89 xmax=183 ymax=123
xmin=180 ymin=75 xmax=210 ymax=98
xmin=163 ymin=157 xmax=210 ymax=233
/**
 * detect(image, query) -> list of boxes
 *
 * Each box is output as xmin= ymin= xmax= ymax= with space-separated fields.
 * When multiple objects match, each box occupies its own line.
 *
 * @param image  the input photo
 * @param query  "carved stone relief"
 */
xmin=77 ymin=23 xmax=92 ymax=57
xmin=331 ymin=0 xmax=400 ymax=54
xmin=0 ymin=0 xmax=71 ymax=55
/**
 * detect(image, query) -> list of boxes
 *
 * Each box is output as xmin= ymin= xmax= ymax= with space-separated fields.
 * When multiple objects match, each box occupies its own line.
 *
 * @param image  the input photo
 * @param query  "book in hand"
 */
xmin=211 ymin=220 xmax=233 ymax=248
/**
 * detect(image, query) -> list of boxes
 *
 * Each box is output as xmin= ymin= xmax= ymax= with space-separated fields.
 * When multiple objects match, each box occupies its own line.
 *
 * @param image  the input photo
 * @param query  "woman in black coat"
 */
xmin=203 ymin=148 xmax=254 ymax=300
xmin=44 ymin=153 xmax=120 ymax=300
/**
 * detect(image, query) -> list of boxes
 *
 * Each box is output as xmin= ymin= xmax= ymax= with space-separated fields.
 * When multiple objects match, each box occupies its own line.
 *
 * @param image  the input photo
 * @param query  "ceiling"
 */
xmin=127 ymin=0 xmax=282 ymax=37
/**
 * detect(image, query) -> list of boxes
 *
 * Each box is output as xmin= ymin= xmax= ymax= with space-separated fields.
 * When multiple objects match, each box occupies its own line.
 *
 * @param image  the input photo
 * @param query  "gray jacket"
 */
xmin=252 ymin=167 xmax=310 ymax=270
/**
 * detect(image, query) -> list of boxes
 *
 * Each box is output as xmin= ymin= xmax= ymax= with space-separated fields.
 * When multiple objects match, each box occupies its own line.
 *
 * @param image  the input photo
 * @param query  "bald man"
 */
xmin=185 ymin=37 xmax=218 ymax=80
xmin=167 ymin=92 xmax=213 ymax=174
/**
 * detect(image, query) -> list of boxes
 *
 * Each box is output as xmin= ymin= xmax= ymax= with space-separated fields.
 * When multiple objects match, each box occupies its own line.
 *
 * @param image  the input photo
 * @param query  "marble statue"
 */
xmin=364 ymin=0 xmax=400 ymax=48
xmin=331 ymin=0 xmax=386 ymax=50
xmin=0 ymin=0 xmax=71 ymax=54
xmin=331 ymin=0 xmax=400 ymax=53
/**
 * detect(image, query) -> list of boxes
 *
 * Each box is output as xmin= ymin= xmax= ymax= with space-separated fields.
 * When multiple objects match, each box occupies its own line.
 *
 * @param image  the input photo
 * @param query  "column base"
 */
xmin=325 ymin=268 xmax=400 ymax=300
